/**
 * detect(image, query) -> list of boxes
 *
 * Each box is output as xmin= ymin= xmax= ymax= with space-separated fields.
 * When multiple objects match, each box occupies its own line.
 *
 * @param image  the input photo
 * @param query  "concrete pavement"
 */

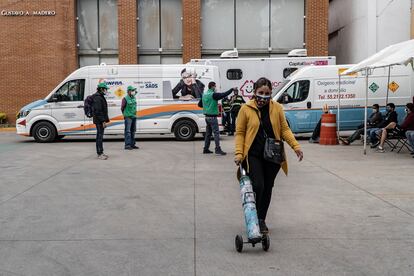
xmin=0 ymin=132 xmax=413 ymax=275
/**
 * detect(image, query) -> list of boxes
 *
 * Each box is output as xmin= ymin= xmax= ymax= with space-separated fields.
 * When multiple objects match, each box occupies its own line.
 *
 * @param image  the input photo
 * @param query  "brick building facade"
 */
xmin=0 ymin=0 xmax=328 ymax=124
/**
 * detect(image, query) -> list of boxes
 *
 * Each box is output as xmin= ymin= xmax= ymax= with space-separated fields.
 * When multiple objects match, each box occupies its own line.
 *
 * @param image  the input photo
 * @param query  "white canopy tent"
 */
xmin=340 ymin=39 xmax=414 ymax=154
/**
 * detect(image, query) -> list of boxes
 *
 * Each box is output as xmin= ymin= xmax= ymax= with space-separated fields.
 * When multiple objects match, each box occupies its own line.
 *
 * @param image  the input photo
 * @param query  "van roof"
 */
xmin=287 ymin=64 xmax=354 ymax=79
xmin=190 ymin=56 xmax=336 ymax=63
xmin=67 ymin=64 xmax=218 ymax=78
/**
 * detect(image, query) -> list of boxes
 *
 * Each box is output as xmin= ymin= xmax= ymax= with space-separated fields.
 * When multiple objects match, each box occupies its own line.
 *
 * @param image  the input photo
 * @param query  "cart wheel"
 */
xmin=235 ymin=235 xmax=243 ymax=252
xmin=262 ymin=234 xmax=270 ymax=251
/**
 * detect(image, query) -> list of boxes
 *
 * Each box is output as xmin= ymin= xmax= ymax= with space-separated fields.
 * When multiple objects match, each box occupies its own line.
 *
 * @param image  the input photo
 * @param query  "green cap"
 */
xmin=97 ymin=82 xmax=109 ymax=89
xmin=127 ymin=85 xmax=137 ymax=91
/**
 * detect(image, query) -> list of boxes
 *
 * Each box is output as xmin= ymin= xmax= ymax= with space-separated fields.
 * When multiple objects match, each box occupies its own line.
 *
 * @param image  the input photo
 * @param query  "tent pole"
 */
xmin=364 ymin=68 xmax=369 ymax=155
xmin=386 ymin=65 xmax=391 ymax=105
xmin=337 ymin=74 xmax=341 ymax=137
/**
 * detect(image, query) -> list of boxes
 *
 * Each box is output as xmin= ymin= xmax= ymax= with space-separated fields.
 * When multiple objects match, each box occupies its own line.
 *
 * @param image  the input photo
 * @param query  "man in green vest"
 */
xmin=202 ymin=81 xmax=236 ymax=155
xmin=121 ymin=86 xmax=138 ymax=150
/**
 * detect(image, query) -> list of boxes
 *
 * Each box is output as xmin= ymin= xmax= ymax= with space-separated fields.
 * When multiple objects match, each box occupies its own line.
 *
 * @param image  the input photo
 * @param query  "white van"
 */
xmin=189 ymin=50 xmax=336 ymax=100
xmin=272 ymin=65 xmax=414 ymax=133
xmin=16 ymin=64 xmax=220 ymax=142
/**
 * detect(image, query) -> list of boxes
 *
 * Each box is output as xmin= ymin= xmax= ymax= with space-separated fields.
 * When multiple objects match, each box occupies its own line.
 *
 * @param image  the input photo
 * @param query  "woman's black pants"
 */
xmin=245 ymin=155 xmax=281 ymax=221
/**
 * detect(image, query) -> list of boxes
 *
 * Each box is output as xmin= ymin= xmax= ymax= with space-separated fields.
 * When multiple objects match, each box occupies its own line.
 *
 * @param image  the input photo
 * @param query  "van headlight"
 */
xmin=18 ymin=110 xmax=30 ymax=118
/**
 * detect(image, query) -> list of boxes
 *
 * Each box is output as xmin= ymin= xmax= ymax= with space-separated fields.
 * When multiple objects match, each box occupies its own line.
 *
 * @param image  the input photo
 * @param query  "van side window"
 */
xmin=283 ymin=68 xmax=298 ymax=78
xmin=282 ymin=80 xmax=310 ymax=103
xmin=226 ymin=69 xmax=243 ymax=80
xmin=54 ymin=79 xmax=85 ymax=102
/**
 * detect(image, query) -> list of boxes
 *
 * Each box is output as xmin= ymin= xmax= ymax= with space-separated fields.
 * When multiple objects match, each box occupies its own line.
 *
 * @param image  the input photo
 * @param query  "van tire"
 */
xmin=33 ymin=121 xmax=57 ymax=143
xmin=174 ymin=120 xmax=196 ymax=141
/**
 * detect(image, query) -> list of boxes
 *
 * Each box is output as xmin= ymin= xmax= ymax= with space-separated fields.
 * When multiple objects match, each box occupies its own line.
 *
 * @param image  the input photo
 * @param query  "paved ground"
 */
xmin=0 ymin=132 xmax=413 ymax=276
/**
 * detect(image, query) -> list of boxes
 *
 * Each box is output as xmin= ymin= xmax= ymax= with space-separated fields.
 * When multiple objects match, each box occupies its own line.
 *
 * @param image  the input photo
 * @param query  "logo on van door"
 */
xmin=240 ymin=80 xmax=254 ymax=98
xmin=98 ymin=79 xmax=123 ymax=86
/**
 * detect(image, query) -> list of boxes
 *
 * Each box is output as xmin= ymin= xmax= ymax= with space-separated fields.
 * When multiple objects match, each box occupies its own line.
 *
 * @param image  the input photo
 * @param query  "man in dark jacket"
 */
xmin=92 ymin=83 xmax=110 ymax=160
xmin=341 ymin=104 xmax=383 ymax=145
xmin=376 ymin=103 xmax=414 ymax=153
xmin=172 ymin=68 xmax=205 ymax=99
xmin=228 ymin=89 xmax=246 ymax=135
xmin=401 ymin=103 xmax=414 ymax=157
xmin=221 ymin=96 xmax=231 ymax=133
xmin=370 ymin=102 xmax=398 ymax=148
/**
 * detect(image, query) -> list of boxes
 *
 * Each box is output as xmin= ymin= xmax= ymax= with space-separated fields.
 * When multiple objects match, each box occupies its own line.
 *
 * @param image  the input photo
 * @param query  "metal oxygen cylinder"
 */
xmin=239 ymin=165 xmax=262 ymax=242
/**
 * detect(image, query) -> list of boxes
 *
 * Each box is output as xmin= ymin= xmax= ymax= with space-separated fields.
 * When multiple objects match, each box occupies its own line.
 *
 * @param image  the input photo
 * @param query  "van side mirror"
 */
xmin=47 ymin=96 xmax=58 ymax=103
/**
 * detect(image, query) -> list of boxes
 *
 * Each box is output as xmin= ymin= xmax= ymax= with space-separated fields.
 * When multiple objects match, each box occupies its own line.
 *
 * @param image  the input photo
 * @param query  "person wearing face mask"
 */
xmin=92 ymin=83 xmax=110 ymax=160
xmin=401 ymin=103 xmax=414 ymax=157
xmin=370 ymin=103 xmax=398 ymax=149
xmin=121 ymin=86 xmax=139 ymax=150
xmin=376 ymin=103 xmax=414 ymax=153
xmin=340 ymin=104 xmax=383 ymax=145
xmin=234 ymin=77 xmax=303 ymax=234
xmin=201 ymin=82 xmax=237 ymax=155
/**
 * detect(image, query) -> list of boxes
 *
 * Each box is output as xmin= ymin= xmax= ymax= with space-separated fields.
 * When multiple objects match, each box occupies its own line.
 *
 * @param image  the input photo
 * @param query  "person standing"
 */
xmin=228 ymin=89 xmax=246 ymax=135
xmin=202 ymin=82 xmax=236 ymax=155
xmin=121 ymin=85 xmax=139 ymax=150
xmin=92 ymin=82 xmax=110 ymax=160
xmin=221 ymin=96 xmax=231 ymax=133
xmin=234 ymin=77 xmax=303 ymax=233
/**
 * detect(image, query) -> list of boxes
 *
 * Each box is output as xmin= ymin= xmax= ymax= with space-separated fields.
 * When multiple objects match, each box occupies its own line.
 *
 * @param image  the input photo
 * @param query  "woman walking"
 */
xmin=234 ymin=77 xmax=303 ymax=233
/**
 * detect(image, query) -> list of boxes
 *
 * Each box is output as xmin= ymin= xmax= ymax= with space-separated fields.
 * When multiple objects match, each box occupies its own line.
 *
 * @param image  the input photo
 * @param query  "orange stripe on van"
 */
xmin=61 ymin=103 xmax=202 ymax=133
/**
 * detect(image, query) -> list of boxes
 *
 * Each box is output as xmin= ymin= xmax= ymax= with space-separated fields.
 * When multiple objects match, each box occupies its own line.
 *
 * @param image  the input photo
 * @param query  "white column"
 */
xmin=367 ymin=0 xmax=377 ymax=55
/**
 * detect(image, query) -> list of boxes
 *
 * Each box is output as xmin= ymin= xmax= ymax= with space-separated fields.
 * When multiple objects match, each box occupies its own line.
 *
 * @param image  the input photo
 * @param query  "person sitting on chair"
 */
xmin=370 ymin=103 xmax=398 ymax=149
xmin=340 ymin=104 xmax=382 ymax=145
xmin=376 ymin=103 xmax=414 ymax=153
xmin=309 ymin=104 xmax=329 ymax=143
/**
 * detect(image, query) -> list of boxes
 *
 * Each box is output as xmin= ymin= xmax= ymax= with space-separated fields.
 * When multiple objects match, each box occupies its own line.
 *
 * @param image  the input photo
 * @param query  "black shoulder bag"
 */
xmin=256 ymin=111 xmax=285 ymax=164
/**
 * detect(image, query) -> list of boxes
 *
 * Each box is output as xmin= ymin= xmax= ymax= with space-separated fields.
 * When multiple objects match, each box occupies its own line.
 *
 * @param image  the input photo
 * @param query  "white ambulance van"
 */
xmin=16 ymin=64 xmax=220 ymax=142
xmin=272 ymin=65 xmax=414 ymax=133
xmin=189 ymin=49 xmax=336 ymax=99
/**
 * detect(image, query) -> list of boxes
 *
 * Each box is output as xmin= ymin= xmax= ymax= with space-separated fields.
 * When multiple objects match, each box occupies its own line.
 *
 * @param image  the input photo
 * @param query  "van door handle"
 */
xmin=306 ymin=101 xmax=312 ymax=109
xmin=77 ymin=105 xmax=84 ymax=108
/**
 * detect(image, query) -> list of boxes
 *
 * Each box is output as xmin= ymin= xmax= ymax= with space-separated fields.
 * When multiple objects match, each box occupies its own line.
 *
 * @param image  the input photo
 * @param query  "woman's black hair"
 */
xmin=406 ymin=102 xmax=414 ymax=112
xmin=253 ymin=77 xmax=272 ymax=92
xmin=208 ymin=81 xmax=216 ymax=89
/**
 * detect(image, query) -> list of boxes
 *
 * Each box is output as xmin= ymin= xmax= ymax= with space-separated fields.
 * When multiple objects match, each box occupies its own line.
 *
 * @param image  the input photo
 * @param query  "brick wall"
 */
xmin=118 ymin=0 xmax=138 ymax=64
xmin=305 ymin=0 xmax=329 ymax=56
xmin=0 ymin=0 xmax=78 ymax=124
xmin=182 ymin=0 xmax=201 ymax=63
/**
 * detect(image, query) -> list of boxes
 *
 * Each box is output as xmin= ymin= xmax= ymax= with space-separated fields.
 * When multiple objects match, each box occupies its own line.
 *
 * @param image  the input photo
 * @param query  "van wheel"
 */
xmin=33 ymin=121 xmax=57 ymax=143
xmin=174 ymin=120 xmax=196 ymax=141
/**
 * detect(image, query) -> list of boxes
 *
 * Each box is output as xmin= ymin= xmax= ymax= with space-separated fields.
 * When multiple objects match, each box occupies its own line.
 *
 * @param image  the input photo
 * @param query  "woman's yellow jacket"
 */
xmin=235 ymin=99 xmax=301 ymax=175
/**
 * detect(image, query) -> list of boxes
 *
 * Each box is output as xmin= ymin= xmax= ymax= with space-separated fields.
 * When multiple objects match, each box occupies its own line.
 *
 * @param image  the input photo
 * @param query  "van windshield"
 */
xmin=272 ymin=80 xmax=289 ymax=97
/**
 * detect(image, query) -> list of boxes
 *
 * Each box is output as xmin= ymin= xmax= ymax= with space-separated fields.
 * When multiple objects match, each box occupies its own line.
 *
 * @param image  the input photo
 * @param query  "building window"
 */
xmin=77 ymin=0 xmax=119 ymax=67
xmin=138 ymin=0 xmax=182 ymax=64
xmin=201 ymin=0 xmax=304 ymax=57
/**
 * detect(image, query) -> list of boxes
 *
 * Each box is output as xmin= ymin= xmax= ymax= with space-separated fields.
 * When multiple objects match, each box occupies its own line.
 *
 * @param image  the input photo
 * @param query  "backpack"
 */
xmin=84 ymin=95 xmax=95 ymax=118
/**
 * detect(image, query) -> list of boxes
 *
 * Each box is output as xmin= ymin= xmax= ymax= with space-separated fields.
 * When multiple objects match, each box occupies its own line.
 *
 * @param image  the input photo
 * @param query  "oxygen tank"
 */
xmin=239 ymin=167 xmax=262 ymax=242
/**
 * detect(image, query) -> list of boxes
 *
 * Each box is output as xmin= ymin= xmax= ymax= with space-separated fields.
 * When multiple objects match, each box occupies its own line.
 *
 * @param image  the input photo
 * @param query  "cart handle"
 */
xmin=239 ymin=164 xmax=246 ymax=177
